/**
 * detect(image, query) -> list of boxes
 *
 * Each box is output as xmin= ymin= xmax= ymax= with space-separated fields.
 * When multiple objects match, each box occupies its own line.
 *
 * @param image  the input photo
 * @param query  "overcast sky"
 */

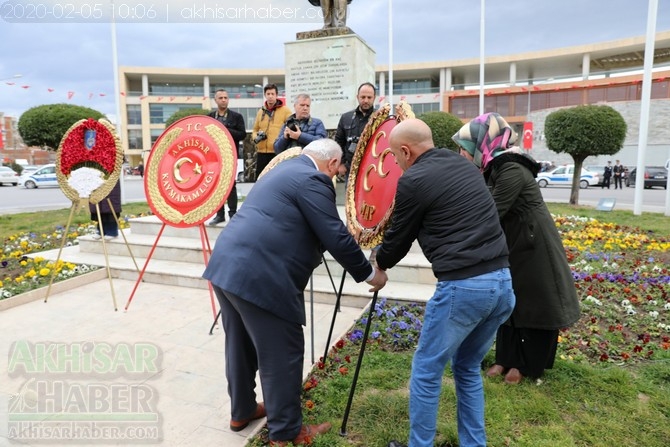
xmin=1 ymin=0 xmax=669 ymax=120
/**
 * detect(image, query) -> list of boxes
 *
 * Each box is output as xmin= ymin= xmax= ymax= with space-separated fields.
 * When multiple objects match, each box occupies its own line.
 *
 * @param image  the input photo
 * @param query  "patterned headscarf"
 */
xmin=452 ymin=112 xmax=518 ymax=170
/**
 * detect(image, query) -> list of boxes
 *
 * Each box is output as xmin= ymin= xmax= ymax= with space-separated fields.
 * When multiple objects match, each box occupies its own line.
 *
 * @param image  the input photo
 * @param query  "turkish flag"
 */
xmin=522 ymin=122 xmax=533 ymax=150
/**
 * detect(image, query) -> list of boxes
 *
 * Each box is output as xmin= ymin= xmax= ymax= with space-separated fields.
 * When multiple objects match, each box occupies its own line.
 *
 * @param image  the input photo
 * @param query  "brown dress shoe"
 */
xmin=486 ymin=364 xmax=506 ymax=377
xmin=269 ymin=422 xmax=332 ymax=446
xmin=504 ymin=368 xmax=523 ymax=384
xmin=229 ymin=402 xmax=266 ymax=432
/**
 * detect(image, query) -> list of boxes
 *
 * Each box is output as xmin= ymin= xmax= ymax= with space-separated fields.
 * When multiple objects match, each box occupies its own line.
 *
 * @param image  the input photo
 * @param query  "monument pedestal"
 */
xmin=285 ymin=33 xmax=376 ymax=129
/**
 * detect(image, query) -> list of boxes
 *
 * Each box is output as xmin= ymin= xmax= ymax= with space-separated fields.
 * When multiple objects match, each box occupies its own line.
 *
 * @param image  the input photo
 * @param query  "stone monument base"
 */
xmin=297 ymin=27 xmax=354 ymax=40
xmin=285 ymin=33 xmax=376 ymax=129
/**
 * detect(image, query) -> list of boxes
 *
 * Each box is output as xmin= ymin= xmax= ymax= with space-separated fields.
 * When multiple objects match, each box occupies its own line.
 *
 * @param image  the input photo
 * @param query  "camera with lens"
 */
xmin=253 ymin=131 xmax=267 ymax=144
xmin=347 ymin=136 xmax=359 ymax=153
xmin=286 ymin=117 xmax=299 ymax=132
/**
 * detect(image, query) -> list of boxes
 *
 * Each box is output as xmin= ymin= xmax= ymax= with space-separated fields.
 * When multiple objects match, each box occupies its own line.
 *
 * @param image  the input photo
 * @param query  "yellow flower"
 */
xmin=0 ymin=280 xmax=3 ymax=287
xmin=25 ymin=269 xmax=36 ymax=278
xmin=39 ymin=268 xmax=51 ymax=277
xmin=20 ymin=260 xmax=28 ymax=267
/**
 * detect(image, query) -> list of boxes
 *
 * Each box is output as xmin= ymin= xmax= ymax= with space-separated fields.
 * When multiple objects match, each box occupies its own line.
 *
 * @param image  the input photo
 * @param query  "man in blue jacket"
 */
xmin=203 ymin=138 xmax=387 ymax=446
xmin=273 ymin=93 xmax=327 ymax=153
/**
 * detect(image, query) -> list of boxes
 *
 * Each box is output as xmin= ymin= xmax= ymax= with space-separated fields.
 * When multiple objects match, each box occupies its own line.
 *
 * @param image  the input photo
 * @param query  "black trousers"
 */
xmin=613 ymin=175 xmax=623 ymax=189
xmin=494 ymin=324 xmax=558 ymax=379
xmin=256 ymin=153 xmax=276 ymax=179
xmin=91 ymin=212 xmax=119 ymax=236
xmin=215 ymin=182 xmax=237 ymax=219
xmin=214 ymin=286 xmax=304 ymax=441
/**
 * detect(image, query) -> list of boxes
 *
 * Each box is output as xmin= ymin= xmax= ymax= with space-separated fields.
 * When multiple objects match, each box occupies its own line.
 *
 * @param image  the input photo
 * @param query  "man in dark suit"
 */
xmin=613 ymin=159 xmax=624 ymax=189
xmin=202 ymin=138 xmax=388 ymax=446
xmin=602 ymin=161 xmax=613 ymax=189
xmin=208 ymin=88 xmax=247 ymax=225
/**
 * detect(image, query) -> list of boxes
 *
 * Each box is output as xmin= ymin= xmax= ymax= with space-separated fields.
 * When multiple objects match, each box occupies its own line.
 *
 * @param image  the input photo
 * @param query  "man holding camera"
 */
xmin=334 ymin=82 xmax=376 ymax=183
xmin=251 ymin=84 xmax=292 ymax=177
xmin=274 ymin=93 xmax=327 ymax=154
xmin=208 ymin=89 xmax=246 ymax=226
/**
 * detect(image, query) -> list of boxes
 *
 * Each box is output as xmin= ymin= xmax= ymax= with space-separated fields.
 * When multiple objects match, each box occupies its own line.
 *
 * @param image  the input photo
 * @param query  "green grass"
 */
xmin=0 ymin=202 xmax=152 ymax=241
xmin=250 ymin=343 xmax=670 ymax=447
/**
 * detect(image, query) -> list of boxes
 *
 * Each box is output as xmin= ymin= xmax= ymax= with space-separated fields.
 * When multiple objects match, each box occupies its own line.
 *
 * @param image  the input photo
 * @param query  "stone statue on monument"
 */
xmin=308 ymin=0 xmax=352 ymax=29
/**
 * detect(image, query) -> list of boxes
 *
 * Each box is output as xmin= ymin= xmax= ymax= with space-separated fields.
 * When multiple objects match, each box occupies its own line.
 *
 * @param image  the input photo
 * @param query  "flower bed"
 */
xmin=311 ymin=215 xmax=670 ymax=384
xmin=0 ymin=216 xmax=140 ymax=301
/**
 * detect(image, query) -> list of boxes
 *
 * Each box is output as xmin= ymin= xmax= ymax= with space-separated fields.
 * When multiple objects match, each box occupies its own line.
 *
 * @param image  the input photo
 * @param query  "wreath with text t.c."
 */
xmin=56 ymin=118 xmax=124 ymax=205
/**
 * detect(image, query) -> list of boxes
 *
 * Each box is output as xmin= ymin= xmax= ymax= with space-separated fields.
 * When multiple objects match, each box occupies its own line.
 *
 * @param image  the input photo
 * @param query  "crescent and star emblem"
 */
xmin=173 ymin=157 xmax=202 ymax=184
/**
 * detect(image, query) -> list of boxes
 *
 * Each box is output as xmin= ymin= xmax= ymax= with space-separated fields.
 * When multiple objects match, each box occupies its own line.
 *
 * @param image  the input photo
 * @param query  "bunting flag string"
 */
xmin=4 ymin=76 xmax=665 ymax=106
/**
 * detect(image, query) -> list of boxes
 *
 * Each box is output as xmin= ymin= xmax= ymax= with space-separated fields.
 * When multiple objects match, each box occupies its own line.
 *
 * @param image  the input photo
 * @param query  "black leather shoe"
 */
xmin=388 ymin=441 xmax=407 ymax=447
xmin=208 ymin=216 xmax=225 ymax=226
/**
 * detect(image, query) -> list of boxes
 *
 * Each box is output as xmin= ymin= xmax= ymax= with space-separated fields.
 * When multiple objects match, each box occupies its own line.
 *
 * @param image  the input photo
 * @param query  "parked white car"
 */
xmin=0 ymin=166 xmax=19 ymax=186
xmin=536 ymin=165 xmax=601 ymax=189
xmin=20 ymin=164 xmax=58 ymax=189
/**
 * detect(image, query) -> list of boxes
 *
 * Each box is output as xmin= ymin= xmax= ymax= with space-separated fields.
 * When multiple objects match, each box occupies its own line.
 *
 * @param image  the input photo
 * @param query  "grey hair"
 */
xmin=302 ymin=139 xmax=342 ymax=161
xmin=294 ymin=93 xmax=311 ymax=104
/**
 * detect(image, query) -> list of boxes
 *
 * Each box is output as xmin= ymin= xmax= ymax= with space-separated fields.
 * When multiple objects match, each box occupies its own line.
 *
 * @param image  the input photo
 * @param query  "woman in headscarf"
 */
xmin=452 ymin=112 xmax=581 ymax=384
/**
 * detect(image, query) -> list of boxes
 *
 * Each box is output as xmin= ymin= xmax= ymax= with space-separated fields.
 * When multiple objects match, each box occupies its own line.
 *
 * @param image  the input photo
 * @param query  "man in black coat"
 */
xmin=378 ymin=119 xmax=514 ymax=447
xmin=208 ymin=89 xmax=246 ymax=225
xmin=334 ymin=82 xmax=376 ymax=185
xmin=612 ymin=159 xmax=624 ymax=189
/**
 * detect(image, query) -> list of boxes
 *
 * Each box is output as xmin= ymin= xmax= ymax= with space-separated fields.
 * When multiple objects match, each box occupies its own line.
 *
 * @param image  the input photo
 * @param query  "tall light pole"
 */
xmin=479 ymin=0 xmax=485 ymax=115
xmin=110 ymin=0 xmax=125 ymax=203
xmin=634 ymin=0 xmax=659 ymax=216
xmin=388 ymin=0 xmax=393 ymax=111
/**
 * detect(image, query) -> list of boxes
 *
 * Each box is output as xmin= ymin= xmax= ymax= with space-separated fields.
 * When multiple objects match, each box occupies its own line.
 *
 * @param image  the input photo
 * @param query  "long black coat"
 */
xmin=484 ymin=152 xmax=580 ymax=330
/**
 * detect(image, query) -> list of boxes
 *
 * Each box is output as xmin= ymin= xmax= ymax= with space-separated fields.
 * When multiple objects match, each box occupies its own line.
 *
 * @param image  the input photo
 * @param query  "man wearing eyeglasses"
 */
xmin=273 ymin=93 xmax=327 ymax=153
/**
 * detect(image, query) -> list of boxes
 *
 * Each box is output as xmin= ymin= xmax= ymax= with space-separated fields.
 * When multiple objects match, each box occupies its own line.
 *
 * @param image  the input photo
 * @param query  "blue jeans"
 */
xmin=409 ymin=268 xmax=515 ymax=447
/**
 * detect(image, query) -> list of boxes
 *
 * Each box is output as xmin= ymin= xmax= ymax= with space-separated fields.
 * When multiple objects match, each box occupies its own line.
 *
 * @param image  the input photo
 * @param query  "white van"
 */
xmin=20 ymin=163 xmax=58 ymax=189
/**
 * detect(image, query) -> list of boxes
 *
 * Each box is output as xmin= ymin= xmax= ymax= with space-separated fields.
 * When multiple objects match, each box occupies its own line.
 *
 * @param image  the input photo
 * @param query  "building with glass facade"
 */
xmin=119 ymin=30 xmax=670 ymax=167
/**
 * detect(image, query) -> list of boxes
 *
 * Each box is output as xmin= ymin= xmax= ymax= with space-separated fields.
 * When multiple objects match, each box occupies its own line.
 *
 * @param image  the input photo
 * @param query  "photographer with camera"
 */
xmin=208 ymin=89 xmax=246 ymax=226
xmin=274 ymin=93 xmax=327 ymax=154
xmin=334 ymin=82 xmax=376 ymax=184
xmin=252 ymin=84 xmax=292 ymax=176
